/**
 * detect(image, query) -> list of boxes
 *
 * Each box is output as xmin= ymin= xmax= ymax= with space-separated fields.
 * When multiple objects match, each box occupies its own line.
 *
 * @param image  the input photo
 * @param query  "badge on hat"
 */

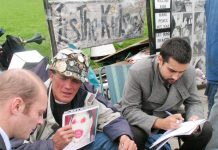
xmin=50 ymin=49 xmax=89 ymax=83
xmin=55 ymin=60 xmax=67 ymax=73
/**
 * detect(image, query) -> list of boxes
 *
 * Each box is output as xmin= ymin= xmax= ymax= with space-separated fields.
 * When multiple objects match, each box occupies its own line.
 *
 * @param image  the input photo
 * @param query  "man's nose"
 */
xmin=64 ymin=79 xmax=73 ymax=89
xmin=172 ymin=72 xmax=181 ymax=81
xmin=38 ymin=116 xmax=44 ymax=125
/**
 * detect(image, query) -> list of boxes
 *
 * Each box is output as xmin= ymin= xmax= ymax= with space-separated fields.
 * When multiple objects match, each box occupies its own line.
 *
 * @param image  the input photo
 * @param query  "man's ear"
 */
xmin=49 ymin=70 xmax=54 ymax=80
xmin=157 ymin=55 xmax=163 ymax=65
xmin=10 ymin=97 xmax=25 ymax=115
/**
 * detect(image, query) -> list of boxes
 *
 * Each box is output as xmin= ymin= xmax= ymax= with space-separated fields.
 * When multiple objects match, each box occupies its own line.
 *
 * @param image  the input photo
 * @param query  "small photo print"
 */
xmin=194 ymin=12 xmax=205 ymax=34
xmin=194 ymin=0 xmax=205 ymax=12
xmin=63 ymin=105 xmax=99 ymax=150
xmin=172 ymin=0 xmax=192 ymax=13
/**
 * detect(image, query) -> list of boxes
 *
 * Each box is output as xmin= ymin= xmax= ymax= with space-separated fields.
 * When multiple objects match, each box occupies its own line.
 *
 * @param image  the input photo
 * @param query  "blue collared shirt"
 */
xmin=0 ymin=127 xmax=11 ymax=150
xmin=205 ymin=0 xmax=218 ymax=82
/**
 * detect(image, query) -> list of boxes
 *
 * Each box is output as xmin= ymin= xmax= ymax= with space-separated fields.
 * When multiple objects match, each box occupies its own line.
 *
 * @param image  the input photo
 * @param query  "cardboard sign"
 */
xmin=155 ymin=32 xmax=170 ymax=49
xmin=155 ymin=0 xmax=171 ymax=9
xmin=155 ymin=12 xmax=171 ymax=29
xmin=45 ymin=0 xmax=146 ymax=50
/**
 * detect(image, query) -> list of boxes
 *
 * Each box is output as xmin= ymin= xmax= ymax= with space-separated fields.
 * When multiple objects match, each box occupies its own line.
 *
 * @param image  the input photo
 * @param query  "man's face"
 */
xmin=50 ymin=72 xmax=82 ymax=103
xmin=158 ymin=56 xmax=188 ymax=84
xmin=16 ymin=90 xmax=47 ymax=139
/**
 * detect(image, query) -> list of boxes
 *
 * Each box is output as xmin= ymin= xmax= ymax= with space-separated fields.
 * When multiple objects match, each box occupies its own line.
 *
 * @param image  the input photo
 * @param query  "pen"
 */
xmin=165 ymin=111 xmax=180 ymax=124
xmin=165 ymin=111 xmax=172 ymax=116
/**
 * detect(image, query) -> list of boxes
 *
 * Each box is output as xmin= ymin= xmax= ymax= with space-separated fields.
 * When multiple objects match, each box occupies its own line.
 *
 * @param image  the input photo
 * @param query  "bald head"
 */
xmin=0 ymin=69 xmax=48 ymax=139
xmin=0 ymin=69 xmax=46 ymax=110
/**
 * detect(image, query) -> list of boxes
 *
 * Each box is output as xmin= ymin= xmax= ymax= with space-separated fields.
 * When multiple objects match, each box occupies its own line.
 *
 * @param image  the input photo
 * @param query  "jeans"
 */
xmin=82 ymin=132 xmax=118 ymax=150
xmin=205 ymin=92 xmax=218 ymax=149
xmin=130 ymin=125 xmax=171 ymax=150
xmin=205 ymin=82 xmax=218 ymax=116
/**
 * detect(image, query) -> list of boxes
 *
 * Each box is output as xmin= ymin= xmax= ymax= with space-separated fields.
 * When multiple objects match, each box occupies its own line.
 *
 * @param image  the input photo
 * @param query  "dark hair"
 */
xmin=160 ymin=37 xmax=192 ymax=64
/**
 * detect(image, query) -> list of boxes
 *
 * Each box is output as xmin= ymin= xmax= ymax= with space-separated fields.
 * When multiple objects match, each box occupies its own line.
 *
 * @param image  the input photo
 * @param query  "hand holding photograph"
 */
xmin=62 ymin=105 xmax=99 ymax=150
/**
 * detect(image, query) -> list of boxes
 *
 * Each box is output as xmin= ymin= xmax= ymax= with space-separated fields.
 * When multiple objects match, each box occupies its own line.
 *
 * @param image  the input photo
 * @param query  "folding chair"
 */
xmin=98 ymin=63 xmax=132 ymax=105
xmin=98 ymin=54 xmax=157 ymax=104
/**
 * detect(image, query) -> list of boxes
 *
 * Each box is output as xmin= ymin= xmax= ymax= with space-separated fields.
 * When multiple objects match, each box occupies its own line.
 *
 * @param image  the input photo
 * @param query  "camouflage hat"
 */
xmin=49 ymin=49 xmax=89 ymax=82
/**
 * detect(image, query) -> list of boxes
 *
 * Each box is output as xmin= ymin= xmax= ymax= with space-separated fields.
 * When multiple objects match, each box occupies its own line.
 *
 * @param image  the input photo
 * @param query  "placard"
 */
xmin=155 ymin=32 xmax=170 ymax=49
xmin=152 ymin=0 xmax=171 ymax=51
xmin=155 ymin=0 xmax=171 ymax=9
xmin=45 ymin=0 xmax=146 ymax=50
xmin=155 ymin=12 xmax=171 ymax=29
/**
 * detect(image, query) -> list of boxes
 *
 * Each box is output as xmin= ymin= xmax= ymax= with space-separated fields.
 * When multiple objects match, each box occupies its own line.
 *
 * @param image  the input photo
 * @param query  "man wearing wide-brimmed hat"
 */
xmin=11 ymin=49 xmax=137 ymax=150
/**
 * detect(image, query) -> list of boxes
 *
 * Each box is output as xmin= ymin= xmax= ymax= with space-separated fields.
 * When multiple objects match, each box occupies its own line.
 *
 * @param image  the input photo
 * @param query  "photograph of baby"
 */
xmin=63 ymin=106 xmax=99 ymax=150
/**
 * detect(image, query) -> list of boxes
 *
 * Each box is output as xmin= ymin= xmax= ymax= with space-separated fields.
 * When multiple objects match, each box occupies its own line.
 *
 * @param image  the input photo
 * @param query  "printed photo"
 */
xmin=172 ymin=26 xmax=181 ymax=37
xmin=194 ymin=12 xmax=205 ymax=34
xmin=193 ymin=33 xmax=205 ymax=56
xmin=195 ymin=0 xmax=205 ymax=12
xmin=63 ymin=105 xmax=99 ymax=150
xmin=172 ymin=0 xmax=192 ymax=12
xmin=181 ymin=13 xmax=192 ymax=37
xmin=171 ymin=13 xmax=183 ymax=37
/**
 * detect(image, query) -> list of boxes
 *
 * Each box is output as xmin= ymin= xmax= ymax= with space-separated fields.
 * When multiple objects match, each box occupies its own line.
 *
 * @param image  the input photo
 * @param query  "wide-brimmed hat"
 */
xmin=49 ymin=48 xmax=89 ymax=82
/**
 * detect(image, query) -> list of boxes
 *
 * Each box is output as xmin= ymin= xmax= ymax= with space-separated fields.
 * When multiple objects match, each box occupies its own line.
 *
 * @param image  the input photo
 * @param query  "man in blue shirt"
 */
xmin=205 ymin=0 xmax=218 ymax=149
xmin=205 ymin=0 xmax=218 ymax=116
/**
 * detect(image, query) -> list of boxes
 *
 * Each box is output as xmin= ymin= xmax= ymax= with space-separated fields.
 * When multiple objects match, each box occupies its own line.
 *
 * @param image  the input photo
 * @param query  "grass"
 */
xmin=0 ymin=0 xmax=148 ymax=66
xmin=0 ymin=0 xmax=51 ymax=58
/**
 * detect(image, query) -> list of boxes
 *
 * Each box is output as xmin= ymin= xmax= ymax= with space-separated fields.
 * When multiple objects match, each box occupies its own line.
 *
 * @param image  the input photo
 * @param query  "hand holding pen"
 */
xmin=165 ymin=111 xmax=184 ymax=128
xmin=165 ymin=111 xmax=184 ymax=123
xmin=153 ymin=111 xmax=184 ymax=130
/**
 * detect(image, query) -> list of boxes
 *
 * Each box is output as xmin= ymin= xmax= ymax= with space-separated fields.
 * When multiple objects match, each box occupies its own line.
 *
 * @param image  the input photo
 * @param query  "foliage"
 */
xmin=0 ymin=0 xmax=51 ymax=59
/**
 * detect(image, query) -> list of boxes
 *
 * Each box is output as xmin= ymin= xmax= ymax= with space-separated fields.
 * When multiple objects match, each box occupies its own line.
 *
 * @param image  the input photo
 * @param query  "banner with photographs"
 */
xmin=44 ymin=0 xmax=146 ymax=53
xmin=171 ymin=0 xmax=206 ymax=73
xmin=149 ymin=0 xmax=206 ymax=85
